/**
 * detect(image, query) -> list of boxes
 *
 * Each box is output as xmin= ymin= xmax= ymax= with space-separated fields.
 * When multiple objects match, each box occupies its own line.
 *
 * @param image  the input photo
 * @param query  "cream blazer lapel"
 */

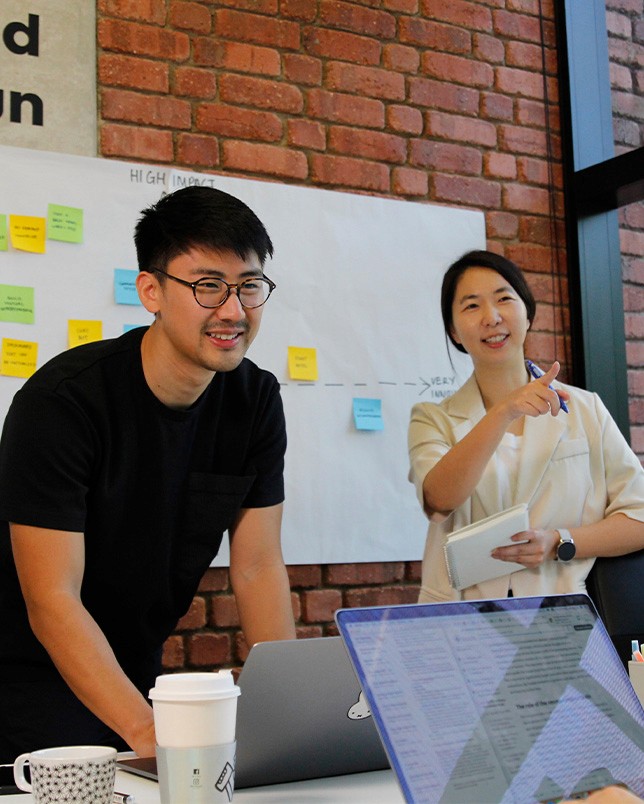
xmin=444 ymin=375 xmax=505 ymax=519
xmin=514 ymin=403 xmax=567 ymax=509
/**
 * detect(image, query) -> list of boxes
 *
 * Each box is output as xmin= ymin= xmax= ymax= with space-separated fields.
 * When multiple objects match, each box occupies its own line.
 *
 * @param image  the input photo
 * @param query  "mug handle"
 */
xmin=13 ymin=753 xmax=32 ymax=792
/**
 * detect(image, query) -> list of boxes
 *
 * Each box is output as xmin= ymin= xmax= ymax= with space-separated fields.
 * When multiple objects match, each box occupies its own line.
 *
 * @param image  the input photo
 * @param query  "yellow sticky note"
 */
xmin=288 ymin=346 xmax=318 ymax=381
xmin=9 ymin=215 xmax=46 ymax=254
xmin=1 ymin=338 xmax=38 ymax=378
xmin=69 ymin=320 xmax=103 ymax=348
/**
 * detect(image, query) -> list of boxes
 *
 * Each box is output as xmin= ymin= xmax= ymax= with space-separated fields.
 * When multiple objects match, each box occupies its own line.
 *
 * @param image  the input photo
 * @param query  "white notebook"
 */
xmin=444 ymin=503 xmax=529 ymax=590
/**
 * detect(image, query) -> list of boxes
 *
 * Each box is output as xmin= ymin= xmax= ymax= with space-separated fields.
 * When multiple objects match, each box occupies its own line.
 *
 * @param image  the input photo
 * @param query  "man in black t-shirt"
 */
xmin=0 ymin=186 xmax=296 ymax=764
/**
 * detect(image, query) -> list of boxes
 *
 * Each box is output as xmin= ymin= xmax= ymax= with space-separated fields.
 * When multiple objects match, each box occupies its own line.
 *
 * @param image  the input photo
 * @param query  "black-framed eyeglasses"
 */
xmin=153 ymin=268 xmax=276 ymax=309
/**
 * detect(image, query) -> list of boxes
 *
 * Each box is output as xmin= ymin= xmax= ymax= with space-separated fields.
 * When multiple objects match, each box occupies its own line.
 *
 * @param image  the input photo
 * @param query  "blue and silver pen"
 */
xmin=525 ymin=359 xmax=569 ymax=413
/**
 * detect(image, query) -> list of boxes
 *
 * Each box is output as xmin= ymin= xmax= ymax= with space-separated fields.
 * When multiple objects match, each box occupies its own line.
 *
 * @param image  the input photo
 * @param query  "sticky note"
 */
xmin=123 ymin=323 xmax=144 ymax=333
xmin=47 ymin=204 xmax=83 ymax=244
xmin=287 ymin=346 xmax=318 ymax=381
xmin=68 ymin=320 xmax=102 ymax=348
xmin=9 ymin=215 xmax=46 ymax=253
xmin=353 ymin=398 xmax=384 ymax=431
xmin=0 ymin=285 xmax=35 ymax=324
xmin=114 ymin=269 xmax=141 ymax=306
xmin=1 ymin=338 xmax=38 ymax=378
xmin=0 ymin=215 xmax=7 ymax=251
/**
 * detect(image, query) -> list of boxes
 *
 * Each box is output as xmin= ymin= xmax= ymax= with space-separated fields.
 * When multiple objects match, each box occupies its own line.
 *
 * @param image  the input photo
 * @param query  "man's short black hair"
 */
xmin=134 ymin=186 xmax=274 ymax=273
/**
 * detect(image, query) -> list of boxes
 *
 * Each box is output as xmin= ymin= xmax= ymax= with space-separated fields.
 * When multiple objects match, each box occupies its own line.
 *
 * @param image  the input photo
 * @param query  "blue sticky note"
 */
xmin=114 ymin=269 xmax=141 ymax=306
xmin=123 ymin=323 xmax=144 ymax=333
xmin=353 ymin=397 xmax=384 ymax=431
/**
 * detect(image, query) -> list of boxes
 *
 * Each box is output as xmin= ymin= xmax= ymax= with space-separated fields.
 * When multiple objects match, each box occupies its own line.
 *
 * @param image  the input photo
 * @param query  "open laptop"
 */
xmin=335 ymin=593 xmax=644 ymax=804
xmin=117 ymin=635 xmax=388 ymax=789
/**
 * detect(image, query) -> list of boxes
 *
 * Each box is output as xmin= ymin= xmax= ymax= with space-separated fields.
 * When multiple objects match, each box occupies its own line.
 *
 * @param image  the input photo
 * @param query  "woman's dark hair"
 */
xmin=441 ymin=250 xmax=537 ymax=354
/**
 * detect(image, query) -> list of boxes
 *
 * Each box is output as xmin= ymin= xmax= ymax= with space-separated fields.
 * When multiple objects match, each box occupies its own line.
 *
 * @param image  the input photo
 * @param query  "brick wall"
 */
xmin=96 ymin=0 xmax=569 ymax=671
xmin=607 ymin=0 xmax=644 ymax=459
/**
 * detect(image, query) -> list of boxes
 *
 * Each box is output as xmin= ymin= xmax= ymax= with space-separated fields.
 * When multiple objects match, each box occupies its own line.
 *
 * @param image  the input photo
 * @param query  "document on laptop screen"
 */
xmin=336 ymin=596 xmax=644 ymax=804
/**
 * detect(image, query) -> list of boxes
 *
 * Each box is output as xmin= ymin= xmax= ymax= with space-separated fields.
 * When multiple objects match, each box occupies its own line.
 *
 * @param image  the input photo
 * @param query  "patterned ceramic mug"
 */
xmin=13 ymin=745 xmax=116 ymax=803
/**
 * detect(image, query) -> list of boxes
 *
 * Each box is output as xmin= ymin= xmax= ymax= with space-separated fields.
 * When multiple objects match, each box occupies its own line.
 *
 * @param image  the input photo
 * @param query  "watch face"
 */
xmin=557 ymin=540 xmax=576 ymax=561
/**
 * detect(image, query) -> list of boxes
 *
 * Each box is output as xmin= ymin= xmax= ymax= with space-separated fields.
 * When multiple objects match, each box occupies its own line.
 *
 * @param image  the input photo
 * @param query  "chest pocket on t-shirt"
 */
xmin=183 ymin=472 xmax=256 ymax=546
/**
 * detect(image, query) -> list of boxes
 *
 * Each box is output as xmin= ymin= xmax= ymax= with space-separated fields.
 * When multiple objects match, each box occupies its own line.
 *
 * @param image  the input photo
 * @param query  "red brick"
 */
xmin=287 ymin=119 xmax=326 ymax=150
xmin=383 ymin=44 xmax=420 ymax=73
xmin=326 ymin=562 xmax=406 ymax=584
xmin=625 ymin=312 xmax=644 ymax=338
xmin=408 ymin=77 xmax=479 ymax=114
xmin=187 ymin=633 xmax=232 ymax=667
xmin=281 ymin=0 xmax=318 ymax=21
xmin=495 ymin=67 xmax=544 ymax=99
xmin=301 ymin=589 xmax=343 ymax=622
xmin=102 ymin=89 xmax=191 ymax=128
xmin=177 ymin=133 xmax=219 ymax=167
xmin=98 ymin=19 xmax=190 ymax=61
xmin=307 ymin=89 xmax=385 ymax=128
xmin=610 ymin=63 xmax=634 ymax=92
xmin=622 ymin=257 xmax=644 ymax=285
xmin=344 ymin=586 xmax=420 ymax=607
xmin=99 ymin=54 xmax=169 ymax=93
xmin=398 ymin=18 xmax=471 ymax=52
xmin=624 ymin=285 xmax=644 ymax=313
xmin=619 ymin=229 xmax=644 ymax=256
xmin=222 ymin=141 xmax=309 ymax=179
xmin=499 ymin=124 xmax=547 ymax=156
xmin=473 ymin=32 xmax=505 ymax=64
xmin=215 ymin=10 xmax=300 ymax=50
xmin=173 ymin=67 xmax=217 ymax=98
xmin=516 ymin=98 xmax=547 ymax=128
xmin=310 ymin=153 xmax=390 ymax=192
xmin=176 ymin=597 xmax=207 ymax=630
xmin=486 ymin=210 xmax=519 ymax=240
xmin=506 ymin=40 xmax=550 ymax=71
xmin=287 ymin=565 xmax=322 ymax=587
xmin=169 ymin=1 xmax=212 ymax=32
xmin=628 ymin=369 xmax=644 ymax=397
xmin=294 ymin=626 xmax=324 ymax=641
xmin=211 ymin=595 xmax=240 ymax=627
xmin=234 ymin=631 xmax=252 ymax=663
xmin=384 ymin=0 xmax=417 ymax=11
xmin=319 ymin=0 xmax=396 ymax=39
xmin=100 ymin=124 xmax=175 ymax=161
xmin=629 ymin=398 xmax=644 ymax=425
xmin=484 ymin=152 xmax=517 ymax=179
xmin=606 ymin=9 xmax=633 ymax=38
xmin=410 ymin=140 xmax=482 ymax=174
xmin=329 ymin=127 xmax=406 ymax=162
xmin=433 ymin=173 xmax=502 ymax=207
xmin=198 ymin=568 xmax=230 ymax=593
xmin=302 ymin=27 xmax=381 ymax=65
xmin=214 ymin=0 xmax=277 ymax=12
xmin=283 ymin=53 xmax=323 ymax=85
xmin=492 ymin=9 xmax=542 ymax=43
xmin=98 ymin=0 xmax=166 ymax=24
xmin=517 ymin=156 xmax=551 ymax=185
xmin=326 ymin=62 xmax=406 ymax=101
xmin=197 ymin=103 xmax=283 ymax=141
xmin=421 ymin=52 xmax=494 ymax=88
xmin=503 ymin=183 xmax=550 ymax=214
xmin=505 ymin=243 xmax=558 ymax=274
xmin=426 ymin=111 xmax=497 ymax=147
xmin=419 ymin=0 xmax=493 ymax=31
xmin=392 ymin=167 xmax=429 ymax=197
xmin=290 ymin=591 xmax=302 ymax=621
xmin=480 ymin=91 xmax=514 ymax=121
xmin=405 ymin=561 xmax=422 ymax=582
xmin=194 ymin=39 xmax=281 ymax=76
xmin=219 ymin=75 xmax=303 ymax=114
xmin=519 ymin=214 xmax=559 ymax=245
xmin=387 ymin=104 xmax=423 ymax=135
xmin=632 ymin=425 xmax=644 ymax=459
xmin=627 ymin=341 xmax=644 ymax=367
xmin=162 ymin=635 xmax=185 ymax=669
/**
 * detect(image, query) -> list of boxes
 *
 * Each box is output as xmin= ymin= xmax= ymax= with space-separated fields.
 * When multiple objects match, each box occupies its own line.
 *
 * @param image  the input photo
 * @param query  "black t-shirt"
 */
xmin=0 ymin=327 xmax=286 ymax=689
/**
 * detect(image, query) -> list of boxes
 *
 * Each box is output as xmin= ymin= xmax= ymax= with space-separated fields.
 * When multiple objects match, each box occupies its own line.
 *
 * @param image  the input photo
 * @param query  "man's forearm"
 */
xmin=27 ymin=590 xmax=156 ymax=755
xmin=233 ymin=562 xmax=296 ymax=647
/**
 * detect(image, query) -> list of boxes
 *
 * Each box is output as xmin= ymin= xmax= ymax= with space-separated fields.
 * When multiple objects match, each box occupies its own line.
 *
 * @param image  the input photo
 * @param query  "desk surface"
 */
xmin=3 ymin=768 xmax=403 ymax=803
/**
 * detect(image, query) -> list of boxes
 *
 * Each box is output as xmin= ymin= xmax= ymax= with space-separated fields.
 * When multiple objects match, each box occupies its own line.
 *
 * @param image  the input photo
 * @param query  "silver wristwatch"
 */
xmin=555 ymin=529 xmax=576 ymax=562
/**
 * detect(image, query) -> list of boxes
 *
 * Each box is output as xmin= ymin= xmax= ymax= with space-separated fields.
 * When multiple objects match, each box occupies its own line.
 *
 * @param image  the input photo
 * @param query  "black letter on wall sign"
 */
xmin=3 ymin=14 xmax=39 ymax=56
xmin=10 ymin=92 xmax=44 ymax=126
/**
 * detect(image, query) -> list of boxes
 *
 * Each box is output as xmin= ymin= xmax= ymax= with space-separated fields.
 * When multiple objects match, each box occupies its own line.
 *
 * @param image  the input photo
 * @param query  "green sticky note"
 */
xmin=0 ymin=215 xmax=7 ymax=251
xmin=0 ymin=284 xmax=35 ymax=324
xmin=47 ymin=203 xmax=83 ymax=244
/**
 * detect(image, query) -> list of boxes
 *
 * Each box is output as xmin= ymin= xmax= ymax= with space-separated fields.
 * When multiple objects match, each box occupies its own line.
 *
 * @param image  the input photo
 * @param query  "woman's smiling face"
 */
xmin=449 ymin=266 xmax=529 ymax=368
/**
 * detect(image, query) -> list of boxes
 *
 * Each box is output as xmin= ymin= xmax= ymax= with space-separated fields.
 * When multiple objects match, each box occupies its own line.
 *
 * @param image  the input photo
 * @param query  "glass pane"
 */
xmin=606 ymin=0 xmax=644 ymax=155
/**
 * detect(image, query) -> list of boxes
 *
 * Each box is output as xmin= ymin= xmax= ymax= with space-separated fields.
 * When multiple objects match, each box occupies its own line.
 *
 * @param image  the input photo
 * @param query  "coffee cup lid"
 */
xmin=149 ymin=671 xmax=241 ymax=702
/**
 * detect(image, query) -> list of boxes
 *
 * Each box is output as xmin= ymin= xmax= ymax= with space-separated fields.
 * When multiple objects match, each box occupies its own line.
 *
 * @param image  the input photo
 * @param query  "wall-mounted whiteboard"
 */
xmin=0 ymin=144 xmax=482 ymax=564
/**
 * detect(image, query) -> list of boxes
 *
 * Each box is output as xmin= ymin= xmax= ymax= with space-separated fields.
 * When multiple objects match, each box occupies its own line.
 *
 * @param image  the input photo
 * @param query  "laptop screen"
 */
xmin=336 ymin=594 xmax=644 ymax=804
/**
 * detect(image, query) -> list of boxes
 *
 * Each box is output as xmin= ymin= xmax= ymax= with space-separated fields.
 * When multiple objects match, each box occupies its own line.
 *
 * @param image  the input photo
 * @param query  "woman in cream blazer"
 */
xmin=408 ymin=250 xmax=644 ymax=603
